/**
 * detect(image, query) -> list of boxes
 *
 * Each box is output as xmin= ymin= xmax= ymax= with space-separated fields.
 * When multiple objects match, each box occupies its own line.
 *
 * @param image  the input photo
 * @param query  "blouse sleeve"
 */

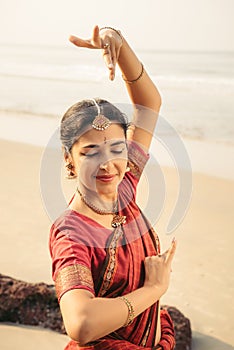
xmin=127 ymin=140 xmax=149 ymax=181
xmin=49 ymin=217 xmax=95 ymax=302
xmin=118 ymin=140 xmax=150 ymax=207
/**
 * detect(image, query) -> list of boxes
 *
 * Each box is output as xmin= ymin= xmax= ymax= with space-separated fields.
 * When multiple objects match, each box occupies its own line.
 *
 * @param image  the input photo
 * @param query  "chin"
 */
xmin=96 ymin=182 xmax=118 ymax=195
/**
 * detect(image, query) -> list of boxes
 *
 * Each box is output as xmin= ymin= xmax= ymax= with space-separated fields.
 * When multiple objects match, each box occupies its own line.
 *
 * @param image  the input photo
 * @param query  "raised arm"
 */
xmin=117 ymin=31 xmax=161 ymax=152
xmin=69 ymin=25 xmax=161 ymax=152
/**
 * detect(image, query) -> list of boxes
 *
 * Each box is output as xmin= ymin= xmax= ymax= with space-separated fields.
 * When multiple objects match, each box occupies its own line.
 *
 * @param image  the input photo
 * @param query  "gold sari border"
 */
xmin=55 ymin=264 xmax=94 ymax=300
xmin=127 ymin=141 xmax=149 ymax=178
xmin=98 ymin=226 xmax=123 ymax=297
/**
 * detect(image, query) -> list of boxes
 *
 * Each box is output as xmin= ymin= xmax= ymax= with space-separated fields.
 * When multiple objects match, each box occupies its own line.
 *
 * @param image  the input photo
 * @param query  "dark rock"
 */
xmin=0 ymin=274 xmax=192 ymax=349
xmin=161 ymin=305 xmax=192 ymax=350
xmin=0 ymin=273 xmax=65 ymax=333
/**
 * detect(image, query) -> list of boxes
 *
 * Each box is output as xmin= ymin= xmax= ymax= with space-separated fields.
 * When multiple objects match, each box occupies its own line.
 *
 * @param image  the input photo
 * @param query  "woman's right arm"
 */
xmin=69 ymin=26 xmax=161 ymax=153
xmin=60 ymin=239 xmax=176 ymax=346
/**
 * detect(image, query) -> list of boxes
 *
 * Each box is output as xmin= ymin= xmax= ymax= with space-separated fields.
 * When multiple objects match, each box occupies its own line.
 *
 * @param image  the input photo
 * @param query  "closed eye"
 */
xmin=111 ymin=146 xmax=126 ymax=154
xmin=80 ymin=152 xmax=99 ymax=157
xmin=111 ymin=149 xmax=125 ymax=154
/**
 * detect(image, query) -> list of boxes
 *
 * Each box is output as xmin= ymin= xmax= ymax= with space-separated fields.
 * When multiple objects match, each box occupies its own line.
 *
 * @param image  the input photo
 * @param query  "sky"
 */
xmin=0 ymin=0 xmax=234 ymax=51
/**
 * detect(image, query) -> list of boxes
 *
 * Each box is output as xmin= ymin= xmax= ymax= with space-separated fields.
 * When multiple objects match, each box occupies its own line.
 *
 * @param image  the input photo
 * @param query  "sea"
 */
xmin=0 ymin=44 xmax=234 ymax=179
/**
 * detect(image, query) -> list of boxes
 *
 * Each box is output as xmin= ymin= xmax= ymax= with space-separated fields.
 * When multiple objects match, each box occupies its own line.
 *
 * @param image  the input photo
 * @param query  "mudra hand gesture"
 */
xmin=144 ymin=239 xmax=177 ymax=297
xmin=69 ymin=25 xmax=123 ymax=81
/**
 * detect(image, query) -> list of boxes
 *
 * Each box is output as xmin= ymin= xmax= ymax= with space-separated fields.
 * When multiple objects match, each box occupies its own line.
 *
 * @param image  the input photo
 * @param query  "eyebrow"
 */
xmin=82 ymin=140 xmax=126 ymax=149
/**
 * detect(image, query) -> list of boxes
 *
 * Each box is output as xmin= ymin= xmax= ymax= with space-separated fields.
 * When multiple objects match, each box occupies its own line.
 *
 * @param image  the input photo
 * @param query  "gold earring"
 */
xmin=125 ymin=163 xmax=131 ymax=173
xmin=65 ymin=163 xmax=77 ymax=179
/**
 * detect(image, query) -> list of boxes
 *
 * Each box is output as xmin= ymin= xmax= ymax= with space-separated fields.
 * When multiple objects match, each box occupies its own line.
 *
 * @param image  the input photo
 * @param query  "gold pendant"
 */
xmin=92 ymin=114 xmax=111 ymax=131
xmin=111 ymin=214 xmax=126 ymax=228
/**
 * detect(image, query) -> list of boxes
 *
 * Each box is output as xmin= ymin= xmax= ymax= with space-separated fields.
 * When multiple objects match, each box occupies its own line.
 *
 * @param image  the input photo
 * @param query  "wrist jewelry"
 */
xmin=120 ymin=296 xmax=135 ymax=326
xmin=122 ymin=62 xmax=145 ymax=84
xmin=99 ymin=26 xmax=123 ymax=44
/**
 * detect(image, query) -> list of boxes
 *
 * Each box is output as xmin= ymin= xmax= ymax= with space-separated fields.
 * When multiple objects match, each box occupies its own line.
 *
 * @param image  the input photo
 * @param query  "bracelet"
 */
xmin=99 ymin=26 xmax=123 ymax=43
xmin=120 ymin=296 xmax=135 ymax=326
xmin=122 ymin=63 xmax=145 ymax=84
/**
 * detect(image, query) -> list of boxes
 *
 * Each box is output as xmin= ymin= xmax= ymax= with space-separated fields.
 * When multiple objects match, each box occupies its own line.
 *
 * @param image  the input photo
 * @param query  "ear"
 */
xmin=62 ymin=146 xmax=73 ymax=164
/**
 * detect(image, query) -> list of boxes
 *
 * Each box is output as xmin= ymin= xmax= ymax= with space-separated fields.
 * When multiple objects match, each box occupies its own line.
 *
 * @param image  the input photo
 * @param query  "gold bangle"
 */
xmin=122 ymin=63 xmax=144 ymax=84
xmin=99 ymin=26 xmax=123 ymax=43
xmin=120 ymin=296 xmax=135 ymax=326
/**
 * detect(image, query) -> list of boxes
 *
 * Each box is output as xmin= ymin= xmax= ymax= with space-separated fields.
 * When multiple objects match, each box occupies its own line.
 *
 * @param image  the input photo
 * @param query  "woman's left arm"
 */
xmin=117 ymin=34 xmax=161 ymax=152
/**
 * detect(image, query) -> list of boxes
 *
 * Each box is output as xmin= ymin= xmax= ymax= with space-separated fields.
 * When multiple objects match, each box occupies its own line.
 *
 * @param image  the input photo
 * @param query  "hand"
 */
xmin=144 ymin=239 xmax=177 ymax=297
xmin=69 ymin=25 xmax=123 ymax=81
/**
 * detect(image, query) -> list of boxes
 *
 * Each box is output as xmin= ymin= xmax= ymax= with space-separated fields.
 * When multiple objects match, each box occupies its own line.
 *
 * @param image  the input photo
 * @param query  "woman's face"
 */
xmin=69 ymin=123 xmax=128 ymax=199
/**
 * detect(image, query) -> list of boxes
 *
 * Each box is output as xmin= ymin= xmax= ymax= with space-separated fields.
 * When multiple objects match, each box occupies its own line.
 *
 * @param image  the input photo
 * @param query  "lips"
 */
xmin=95 ymin=174 xmax=116 ymax=182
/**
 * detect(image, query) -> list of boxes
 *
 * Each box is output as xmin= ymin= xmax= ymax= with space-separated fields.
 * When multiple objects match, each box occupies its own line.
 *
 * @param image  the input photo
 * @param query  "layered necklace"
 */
xmin=76 ymin=188 xmax=126 ymax=228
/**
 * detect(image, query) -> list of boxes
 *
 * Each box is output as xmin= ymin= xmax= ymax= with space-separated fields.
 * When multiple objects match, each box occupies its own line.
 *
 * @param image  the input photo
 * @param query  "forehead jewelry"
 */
xmin=91 ymin=99 xmax=111 ymax=131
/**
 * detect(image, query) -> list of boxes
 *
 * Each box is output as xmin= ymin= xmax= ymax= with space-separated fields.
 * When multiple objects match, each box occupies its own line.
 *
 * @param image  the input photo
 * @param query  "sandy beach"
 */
xmin=0 ymin=136 xmax=234 ymax=349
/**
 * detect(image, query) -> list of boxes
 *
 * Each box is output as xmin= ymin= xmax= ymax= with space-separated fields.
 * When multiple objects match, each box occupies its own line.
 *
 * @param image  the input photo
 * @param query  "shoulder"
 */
xmin=50 ymin=210 xmax=80 ymax=240
xmin=49 ymin=210 xmax=88 ymax=252
xmin=49 ymin=209 xmax=111 ymax=250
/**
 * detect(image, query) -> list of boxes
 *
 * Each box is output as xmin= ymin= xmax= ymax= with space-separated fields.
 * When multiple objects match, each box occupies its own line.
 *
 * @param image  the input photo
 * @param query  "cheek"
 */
xmin=78 ymin=159 xmax=99 ymax=181
xmin=116 ymin=158 xmax=128 ymax=173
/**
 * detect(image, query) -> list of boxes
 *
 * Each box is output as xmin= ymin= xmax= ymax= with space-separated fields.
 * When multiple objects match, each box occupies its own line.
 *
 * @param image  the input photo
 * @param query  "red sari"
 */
xmin=49 ymin=141 xmax=175 ymax=350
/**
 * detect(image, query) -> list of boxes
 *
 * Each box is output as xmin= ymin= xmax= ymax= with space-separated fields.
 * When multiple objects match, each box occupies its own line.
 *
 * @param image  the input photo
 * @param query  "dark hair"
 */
xmin=60 ymin=98 xmax=129 ymax=154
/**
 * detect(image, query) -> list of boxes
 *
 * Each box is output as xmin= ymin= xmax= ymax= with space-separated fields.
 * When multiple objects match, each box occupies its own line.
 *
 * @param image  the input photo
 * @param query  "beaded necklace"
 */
xmin=76 ymin=188 xmax=126 ymax=228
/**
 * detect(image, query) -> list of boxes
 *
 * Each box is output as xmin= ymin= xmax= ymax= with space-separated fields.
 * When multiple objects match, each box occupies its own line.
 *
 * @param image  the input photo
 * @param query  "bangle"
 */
xmin=120 ymin=296 xmax=135 ymax=326
xmin=99 ymin=26 xmax=123 ymax=44
xmin=122 ymin=63 xmax=145 ymax=84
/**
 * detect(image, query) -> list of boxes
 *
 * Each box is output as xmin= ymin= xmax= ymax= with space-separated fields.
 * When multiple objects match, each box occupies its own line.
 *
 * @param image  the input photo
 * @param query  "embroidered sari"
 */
xmin=49 ymin=141 xmax=175 ymax=350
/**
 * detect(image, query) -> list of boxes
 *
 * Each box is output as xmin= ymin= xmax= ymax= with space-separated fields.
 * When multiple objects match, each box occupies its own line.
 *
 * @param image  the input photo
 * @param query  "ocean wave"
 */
xmin=1 ymin=62 xmax=234 ymax=87
xmin=1 ymin=107 xmax=233 ymax=147
xmin=0 ymin=107 xmax=58 ymax=119
xmin=0 ymin=63 xmax=106 ymax=83
xmin=154 ymin=74 xmax=234 ymax=87
xmin=0 ymin=46 xmax=233 ymax=148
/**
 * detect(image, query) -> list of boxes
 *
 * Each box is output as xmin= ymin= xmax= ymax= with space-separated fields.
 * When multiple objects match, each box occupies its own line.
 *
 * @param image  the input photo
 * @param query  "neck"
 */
xmin=77 ymin=184 xmax=117 ymax=212
xmin=75 ymin=184 xmax=127 ymax=228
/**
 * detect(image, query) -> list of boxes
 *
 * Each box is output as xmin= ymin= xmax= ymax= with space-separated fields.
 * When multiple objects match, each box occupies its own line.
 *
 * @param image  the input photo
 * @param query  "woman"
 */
xmin=49 ymin=26 xmax=177 ymax=349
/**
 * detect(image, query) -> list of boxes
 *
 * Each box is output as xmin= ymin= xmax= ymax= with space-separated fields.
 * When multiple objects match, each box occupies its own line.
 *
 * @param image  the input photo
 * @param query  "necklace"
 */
xmin=76 ymin=188 xmax=126 ymax=228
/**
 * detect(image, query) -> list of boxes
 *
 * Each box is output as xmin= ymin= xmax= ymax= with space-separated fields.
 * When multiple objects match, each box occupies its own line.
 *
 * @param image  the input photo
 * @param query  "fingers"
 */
xmin=110 ymin=43 xmax=118 ymax=71
xmin=102 ymin=43 xmax=115 ymax=80
xmin=115 ymin=44 xmax=121 ymax=63
xmin=69 ymin=35 xmax=94 ymax=49
xmin=91 ymin=25 xmax=102 ymax=48
xmin=145 ymin=238 xmax=177 ymax=265
xmin=69 ymin=26 xmax=121 ymax=81
xmin=165 ymin=238 xmax=177 ymax=264
xmin=69 ymin=25 xmax=102 ymax=49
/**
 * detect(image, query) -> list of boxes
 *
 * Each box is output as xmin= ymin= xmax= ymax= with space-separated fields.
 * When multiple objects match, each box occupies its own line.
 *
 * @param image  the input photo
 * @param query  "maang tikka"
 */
xmin=91 ymin=99 xmax=111 ymax=131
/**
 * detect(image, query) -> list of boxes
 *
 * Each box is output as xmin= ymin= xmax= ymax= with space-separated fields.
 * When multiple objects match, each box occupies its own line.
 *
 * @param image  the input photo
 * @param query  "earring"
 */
xmin=65 ymin=163 xmax=77 ymax=179
xmin=125 ymin=163 xmax=131 ymax=173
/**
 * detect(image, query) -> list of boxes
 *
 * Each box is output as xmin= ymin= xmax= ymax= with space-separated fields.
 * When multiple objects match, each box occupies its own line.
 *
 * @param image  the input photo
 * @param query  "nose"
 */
xmin=98 ymin=150 xmax=114 ymax=171
xmin=99 ymin=162 xmax=109 ymax=170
